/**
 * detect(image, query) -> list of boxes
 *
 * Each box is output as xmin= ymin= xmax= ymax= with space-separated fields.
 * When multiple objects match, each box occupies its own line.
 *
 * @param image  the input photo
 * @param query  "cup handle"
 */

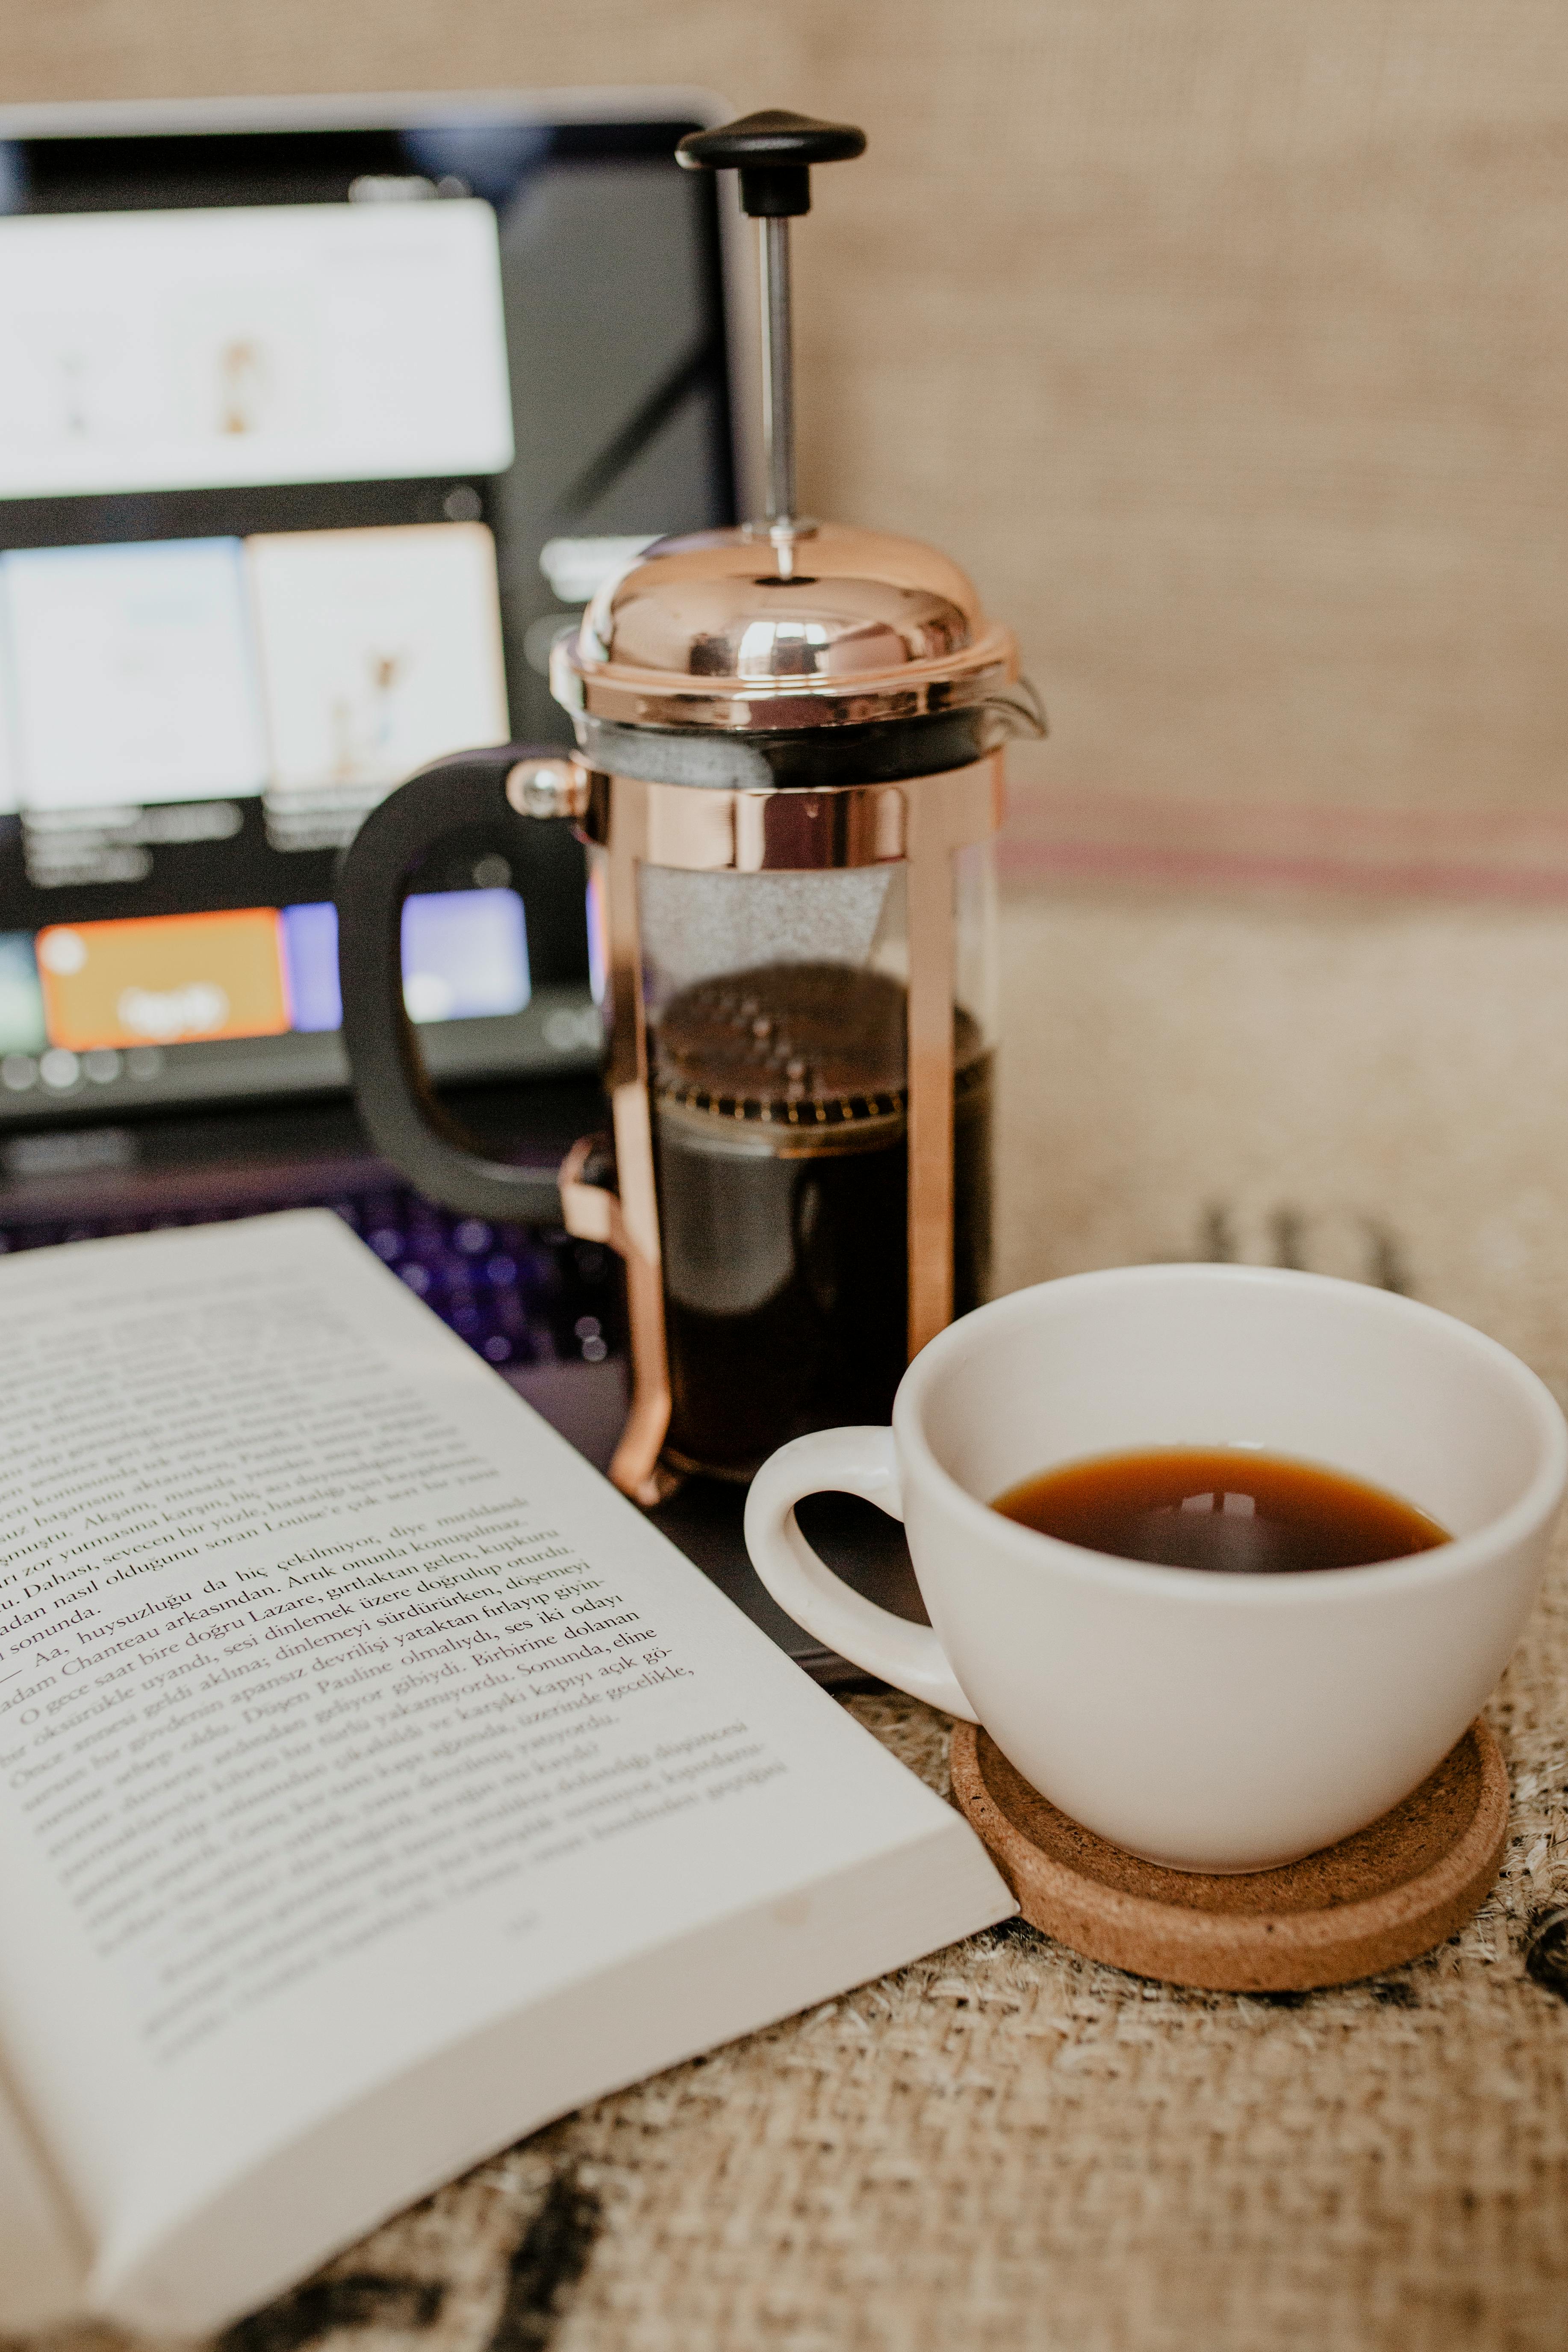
xmin=743 ymin=1427 xmax=978 ymax=1720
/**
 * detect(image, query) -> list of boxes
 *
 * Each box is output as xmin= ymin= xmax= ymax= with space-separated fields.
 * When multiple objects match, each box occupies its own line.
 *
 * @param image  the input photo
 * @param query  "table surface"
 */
xmin=36 ymin=884 xmax=1568 ymax=2352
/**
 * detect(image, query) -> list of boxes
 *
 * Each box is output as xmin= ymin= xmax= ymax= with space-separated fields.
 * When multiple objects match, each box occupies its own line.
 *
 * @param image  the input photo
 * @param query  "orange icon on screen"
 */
xmin=35 ymin=909 xmax=289 ymax=1051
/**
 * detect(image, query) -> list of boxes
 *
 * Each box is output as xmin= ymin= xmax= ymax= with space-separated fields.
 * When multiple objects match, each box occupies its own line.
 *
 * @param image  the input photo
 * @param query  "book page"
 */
xmin=0 ymin=1213 xmax=1006 ymax=2323
xmin=0 ymin=2059 xmax=85 ymax=2327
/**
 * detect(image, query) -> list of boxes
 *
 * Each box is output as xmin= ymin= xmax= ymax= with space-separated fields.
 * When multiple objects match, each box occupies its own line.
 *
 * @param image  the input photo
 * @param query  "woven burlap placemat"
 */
xmin=21 ymin=890 xmax=1568 ymax=2352
xmin=109 ymin=1648 xmax=1560 ymax=2352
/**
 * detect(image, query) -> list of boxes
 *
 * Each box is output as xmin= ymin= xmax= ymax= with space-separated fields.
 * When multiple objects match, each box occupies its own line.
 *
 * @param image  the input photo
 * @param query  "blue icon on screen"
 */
xmin=280 ymin=890 xmax=530 ymax=1033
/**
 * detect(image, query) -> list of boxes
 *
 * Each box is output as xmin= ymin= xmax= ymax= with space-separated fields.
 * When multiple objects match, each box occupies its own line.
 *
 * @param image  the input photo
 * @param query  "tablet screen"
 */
xmin=0 ymin=111 xmax=734 ymax=1119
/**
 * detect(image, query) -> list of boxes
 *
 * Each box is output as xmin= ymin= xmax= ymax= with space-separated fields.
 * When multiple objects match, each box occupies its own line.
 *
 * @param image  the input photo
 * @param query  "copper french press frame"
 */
xmin=507 ymin=748 xmax=1002 ymax=1506
xmin=336 ymin=108 xmax=1035 ymax=1514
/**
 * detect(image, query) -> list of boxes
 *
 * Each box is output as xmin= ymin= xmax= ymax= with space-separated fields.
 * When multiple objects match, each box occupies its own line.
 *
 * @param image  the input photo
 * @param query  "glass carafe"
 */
xmin=334 ymin=109 xmax=1040 ymax=1503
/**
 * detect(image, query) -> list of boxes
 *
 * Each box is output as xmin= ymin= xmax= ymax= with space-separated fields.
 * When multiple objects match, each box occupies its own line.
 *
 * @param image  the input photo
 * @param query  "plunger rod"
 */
xmin=759 ymin=216 xmax=796 ymax=525
xmin=676 ymin=112 xmax=865 ymax=526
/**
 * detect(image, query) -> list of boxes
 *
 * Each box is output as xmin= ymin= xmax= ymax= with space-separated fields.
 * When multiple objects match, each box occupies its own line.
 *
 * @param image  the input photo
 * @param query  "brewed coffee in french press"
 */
xmin=336 ymin=107 xmax=1042 ymax=1503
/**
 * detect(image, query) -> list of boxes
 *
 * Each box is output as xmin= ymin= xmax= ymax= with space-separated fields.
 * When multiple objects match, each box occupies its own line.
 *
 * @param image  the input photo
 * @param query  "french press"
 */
xmin=336 ymin=108 xmax=1041 ymax=1505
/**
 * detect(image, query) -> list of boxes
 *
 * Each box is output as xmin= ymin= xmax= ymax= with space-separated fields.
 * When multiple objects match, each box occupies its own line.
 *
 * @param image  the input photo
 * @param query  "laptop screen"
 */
xmin=0 ymin=107 xmax=736 ymax=1126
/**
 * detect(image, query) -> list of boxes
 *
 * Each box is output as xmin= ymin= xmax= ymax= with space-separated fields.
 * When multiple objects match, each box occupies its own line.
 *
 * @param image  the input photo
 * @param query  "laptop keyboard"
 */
xmin=0 ymin=1187 xmax=623 ymax=1375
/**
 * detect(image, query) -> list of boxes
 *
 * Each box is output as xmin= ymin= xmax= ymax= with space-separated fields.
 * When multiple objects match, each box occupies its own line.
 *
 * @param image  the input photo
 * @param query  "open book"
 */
xmin=0 ymin=1212 xmax=1012 ymax=2334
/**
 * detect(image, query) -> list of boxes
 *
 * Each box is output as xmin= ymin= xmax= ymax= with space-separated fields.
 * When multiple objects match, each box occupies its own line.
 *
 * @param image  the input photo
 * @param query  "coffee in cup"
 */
xmin=991 ymin=1446 xmax=1450 ymax=1575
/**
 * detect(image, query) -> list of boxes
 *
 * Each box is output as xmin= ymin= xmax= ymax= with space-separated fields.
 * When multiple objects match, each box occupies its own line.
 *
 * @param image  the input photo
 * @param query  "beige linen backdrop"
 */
xmin=9 ymin=0 xmax=1568 ymax=854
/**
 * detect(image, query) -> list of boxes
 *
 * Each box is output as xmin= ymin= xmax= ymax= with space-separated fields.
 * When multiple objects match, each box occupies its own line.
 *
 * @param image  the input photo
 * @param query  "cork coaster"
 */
xmin=951 ymin=1718 xmax=1508 ymax=1991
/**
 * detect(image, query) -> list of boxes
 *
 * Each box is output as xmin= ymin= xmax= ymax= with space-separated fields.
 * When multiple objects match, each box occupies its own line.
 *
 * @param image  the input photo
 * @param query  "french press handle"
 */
xmin=335 ymin=745 xmax=592 ymax=1225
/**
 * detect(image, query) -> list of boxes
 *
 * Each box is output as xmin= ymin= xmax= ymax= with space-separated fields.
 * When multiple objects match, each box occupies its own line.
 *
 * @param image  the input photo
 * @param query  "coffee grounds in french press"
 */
xmin=650 ymin=961 xmax=994 ymax=1483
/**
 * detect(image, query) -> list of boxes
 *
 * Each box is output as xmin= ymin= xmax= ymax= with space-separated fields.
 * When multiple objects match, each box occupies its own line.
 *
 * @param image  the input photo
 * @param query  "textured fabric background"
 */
xmin=10 ymin=0 xmax=1568 ymax=850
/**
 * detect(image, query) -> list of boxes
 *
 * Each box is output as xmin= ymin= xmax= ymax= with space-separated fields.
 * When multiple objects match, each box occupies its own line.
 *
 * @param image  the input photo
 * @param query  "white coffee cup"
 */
xmin=744 ymin=1264 xmax=1568 ymax=1872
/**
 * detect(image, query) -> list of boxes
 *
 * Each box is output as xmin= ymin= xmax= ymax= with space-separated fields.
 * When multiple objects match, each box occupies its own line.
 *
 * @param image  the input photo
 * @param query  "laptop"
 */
xmin=0 ymin=91 xmax=919 ymax=1682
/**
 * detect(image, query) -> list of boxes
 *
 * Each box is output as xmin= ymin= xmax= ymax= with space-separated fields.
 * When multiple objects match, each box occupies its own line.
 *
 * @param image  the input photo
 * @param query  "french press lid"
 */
xmin=550 ymin=110 xmax=1030 ymax=771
